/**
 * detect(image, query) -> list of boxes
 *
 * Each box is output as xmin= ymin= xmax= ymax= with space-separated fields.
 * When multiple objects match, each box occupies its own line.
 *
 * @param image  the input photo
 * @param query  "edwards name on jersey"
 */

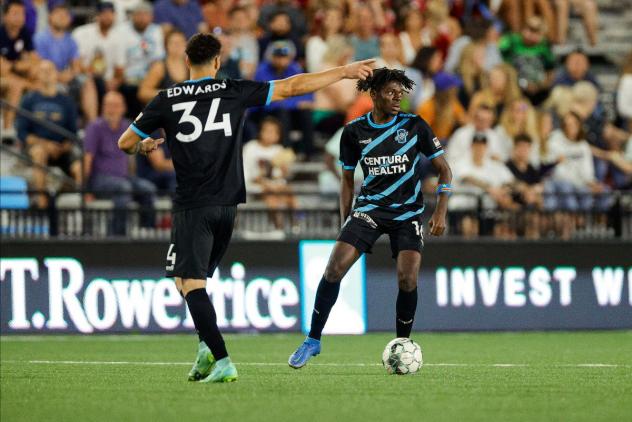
xmin=130 ymin=77 xmax=273 ymax=211
xmin=340 ymin=112 xmax=444 ymax=220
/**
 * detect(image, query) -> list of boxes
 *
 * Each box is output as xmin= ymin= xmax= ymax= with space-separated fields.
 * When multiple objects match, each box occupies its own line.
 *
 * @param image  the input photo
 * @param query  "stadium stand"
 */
xmin=1 ymin=0 xmax=631 ymax=240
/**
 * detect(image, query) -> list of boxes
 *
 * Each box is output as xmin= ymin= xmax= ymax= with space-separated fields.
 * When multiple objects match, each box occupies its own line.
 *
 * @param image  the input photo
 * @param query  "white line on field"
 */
xmin=0 ymin=360 xmax=629 ymax=368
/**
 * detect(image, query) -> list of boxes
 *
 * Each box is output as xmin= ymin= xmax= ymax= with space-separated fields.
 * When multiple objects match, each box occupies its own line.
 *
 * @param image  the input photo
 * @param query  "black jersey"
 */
xmin=130 ymin=76 xmax=273 ymax=211
xmin=339 ymin=112 xmax=444 ymax=220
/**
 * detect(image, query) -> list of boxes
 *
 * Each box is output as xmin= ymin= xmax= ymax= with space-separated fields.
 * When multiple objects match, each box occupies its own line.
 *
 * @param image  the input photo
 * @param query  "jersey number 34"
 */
xmin=172 ymin=98 xmax=232 ymax=142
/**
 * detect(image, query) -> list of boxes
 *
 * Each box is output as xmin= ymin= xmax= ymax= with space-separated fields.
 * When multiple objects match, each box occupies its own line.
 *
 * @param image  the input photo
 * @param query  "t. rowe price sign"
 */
xmin=1 ymin=240 xmax=631 ymax=333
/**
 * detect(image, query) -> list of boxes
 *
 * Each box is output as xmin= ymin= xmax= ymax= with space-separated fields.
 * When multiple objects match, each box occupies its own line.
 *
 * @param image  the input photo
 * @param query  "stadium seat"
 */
xmin=0 ymin=176 xmax=29 ymax=209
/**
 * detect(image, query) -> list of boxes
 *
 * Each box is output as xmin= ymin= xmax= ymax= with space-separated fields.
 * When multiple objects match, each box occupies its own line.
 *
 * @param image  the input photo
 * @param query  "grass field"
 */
xmin=1 ymin=332 xmax=631 ymax=421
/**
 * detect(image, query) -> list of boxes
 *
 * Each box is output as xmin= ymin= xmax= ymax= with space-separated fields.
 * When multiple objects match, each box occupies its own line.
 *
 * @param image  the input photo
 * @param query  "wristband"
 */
xmin=436 ymin=183 xmax=452 ymax=196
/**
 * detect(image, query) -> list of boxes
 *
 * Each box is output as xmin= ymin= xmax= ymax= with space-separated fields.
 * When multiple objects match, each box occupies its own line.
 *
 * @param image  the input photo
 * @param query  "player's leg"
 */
xmin=289 ymin=215 xmax=381 ymax=369
xmin=200 ymin=206 xmax=239 ymax=383
xmin=395 ymin=251 xmax=422 ymax=338
xmin=288 ymin=241 xmax=361 ymax=369
xmin=389 ymin=216 xmax=424 ymax=338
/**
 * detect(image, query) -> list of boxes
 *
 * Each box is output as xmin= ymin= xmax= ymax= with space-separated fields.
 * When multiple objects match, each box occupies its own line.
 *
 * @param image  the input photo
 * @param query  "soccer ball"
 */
xmin=382 ymin=338 xmax=423 ymax=375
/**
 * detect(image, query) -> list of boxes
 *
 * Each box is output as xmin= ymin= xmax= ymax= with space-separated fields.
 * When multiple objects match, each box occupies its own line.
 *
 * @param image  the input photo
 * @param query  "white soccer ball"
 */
xmin=382 ymin=337 xmax=423 ymax=375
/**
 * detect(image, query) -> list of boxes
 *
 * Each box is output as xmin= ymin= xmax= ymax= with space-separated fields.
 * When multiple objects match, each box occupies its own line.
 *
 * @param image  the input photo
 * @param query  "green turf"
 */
xmin=1 ymin=332 xmax=631 ymax=421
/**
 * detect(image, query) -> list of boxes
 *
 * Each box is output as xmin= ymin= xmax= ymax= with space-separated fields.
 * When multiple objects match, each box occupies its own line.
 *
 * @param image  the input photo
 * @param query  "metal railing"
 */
xmin=1 ymin=190 xmax=631 ymax=240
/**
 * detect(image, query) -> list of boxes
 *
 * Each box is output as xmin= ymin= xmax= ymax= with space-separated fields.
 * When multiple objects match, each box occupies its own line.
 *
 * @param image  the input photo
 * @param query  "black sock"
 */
xmin=396 ymin=287 xmax=418 ymax=338
xmin=185 ymin=288 xmax=229 ymax=361
xmin=180 ymin=289 xmax=204 ymax=343
xmin=308 ymin=277 xmax=341 ymax=340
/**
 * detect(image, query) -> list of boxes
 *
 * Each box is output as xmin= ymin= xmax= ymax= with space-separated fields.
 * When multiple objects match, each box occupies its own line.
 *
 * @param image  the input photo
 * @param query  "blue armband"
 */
xmin=436 ymin=184 xmax=452 ymax=196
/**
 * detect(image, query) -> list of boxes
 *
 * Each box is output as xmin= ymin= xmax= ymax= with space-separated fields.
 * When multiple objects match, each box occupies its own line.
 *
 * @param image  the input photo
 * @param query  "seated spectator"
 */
xmin=228 ymin=5 xmax=259 ymax=79
xmin=138 ymin=30 xmax=188 ymax=104
xmin=136 ymin=140 xmax=176 ymax=193
xmin=553 ymin=49 xmax=600 ymax=90
xmin=0 ymin=0 xmax=37 ymax=139
xmin=312 ymin=36 xmax=357 ymax=136
xmin=506 ymin=133 xmax=558 ymax=238
xmin=499 ymin=16 xmax=556 ymax=105
xmin=447 ymin=103 xmax=504 ymax=163
xmin=215 ymin=28 xmax=243 ymax=80
xmin=17 ymin=60 xmax=79 ymax=208
xmin=153 ymin=0 xmax=204 ymax=39
xmin=468 ymin=63 xmax=521 ymax=120
xmin=34 ymin=2 xmax=98 ymax=122
xmin=258 ymin=11 xmax=303 ymax=63
xmin=541 ymin=85 xmax=573 ymax=130
xmin=253 ymin=40 xmax=314 ymax=158
xmin=84 ymin=91 xmax=156 ymax=235
xmin=258 ymin=0 xmax=307 ymax=41
xmin=417 ymin=72 xmax=467 ymax=142
xmin=374 ymin=32 xmax=422 ymax=110
xmin=200 ymin=0 xmax=232 ymax=31
xmin=119 ymin=2 xmax=164 ymax=118
xmin=450 ymin=133 xmax=518 ymax=238
xmin=305 ymin=5 xmax=343 ymax=73
xmin=348 ymin=4 xmax=379 ymax=61
xmin=455 ymin=41 xmax=487 ymax=107
xmin=398 ymin=7 xmax=431 ymax=66
xmin=243 ymin=117 xmax=297 ymax=230
xmin=410 ymin=46 xmax=444 ymax=107
xmin=494 ymin=98 xmax=541 ymax=163
xmin=617 ymin=52 xmax=632 ymax=131
xmin=111 ymin=0 xmax=142 ymax=23
xmin=72 ymin=2 xmax=125 ymax=94
xmin=555 ymin=0 xmax=598 ymax=46
xmin=544 ymin=111 xmax=608 ymax=212
xmin=445 ymin=18 xmax=501 ymax=74
xmin=571 ymin=81 xmax=630 ymax=183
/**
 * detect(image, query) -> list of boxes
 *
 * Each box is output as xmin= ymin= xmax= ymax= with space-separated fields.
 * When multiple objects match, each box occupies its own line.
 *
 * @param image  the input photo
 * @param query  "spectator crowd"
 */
xmin=1 ymin=0 xmax=631 ymax=238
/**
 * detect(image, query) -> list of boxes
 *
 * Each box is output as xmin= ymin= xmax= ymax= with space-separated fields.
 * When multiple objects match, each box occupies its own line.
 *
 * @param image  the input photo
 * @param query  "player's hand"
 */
xmin=428 ymin=211 xmax=446 ymax=236
xmin=343 ymin=59 xmax=376 ymax=80
xmin=138 ymin=137 xmax=164 ymax=155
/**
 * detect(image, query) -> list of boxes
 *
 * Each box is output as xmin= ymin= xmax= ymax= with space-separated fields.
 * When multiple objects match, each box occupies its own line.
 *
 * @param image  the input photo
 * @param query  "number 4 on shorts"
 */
xmin=166 ymin=243 xmax=176 ymax=271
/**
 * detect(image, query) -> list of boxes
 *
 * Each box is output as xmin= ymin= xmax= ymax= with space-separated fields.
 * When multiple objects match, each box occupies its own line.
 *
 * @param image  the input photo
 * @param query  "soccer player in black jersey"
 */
xmin=289 ymin=68 xmax=453 ymax=369
xmin=117 ymin=33 xmax=375 ymax=382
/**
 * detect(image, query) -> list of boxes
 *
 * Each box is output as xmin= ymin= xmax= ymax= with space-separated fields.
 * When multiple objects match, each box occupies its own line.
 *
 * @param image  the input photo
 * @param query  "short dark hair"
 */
xmin=185 ymin=33 xmax=222 ymax=66
xmin=3 ymin=0 xmax=24 ymax=14
xmin=356 ymin=67 xmax=415 ymax=93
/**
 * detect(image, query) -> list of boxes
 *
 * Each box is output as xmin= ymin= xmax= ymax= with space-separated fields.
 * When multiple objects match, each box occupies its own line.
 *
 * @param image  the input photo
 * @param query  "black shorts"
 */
xmin=165 ymin=205 xmax=236 ymax=279
xmin=338 ymin=210 xmax=424 ymax=259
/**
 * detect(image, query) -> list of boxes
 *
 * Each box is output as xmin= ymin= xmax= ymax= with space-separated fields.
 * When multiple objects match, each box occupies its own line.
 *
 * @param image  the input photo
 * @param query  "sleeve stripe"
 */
xmin=427 ymin=150 xmax=445 ymax=160
xmin=338 ymin=160 xmax=355 ymax=170
xmin=130 ymin=123 xmax=150 ymax=139
xmin=266 ymin=81 xmax=275 ymax=106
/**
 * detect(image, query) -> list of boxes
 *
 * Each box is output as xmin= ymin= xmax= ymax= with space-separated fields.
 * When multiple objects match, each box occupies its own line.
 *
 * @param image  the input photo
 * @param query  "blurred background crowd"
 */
xmin=1 ymin=0 xmax=631 ymax=239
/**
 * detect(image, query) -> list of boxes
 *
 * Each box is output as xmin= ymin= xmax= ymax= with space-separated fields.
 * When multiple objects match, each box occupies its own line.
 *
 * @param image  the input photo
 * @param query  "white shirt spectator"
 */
xmin=447 ymin=124 xmax=504 ymax=164
xmin=305 ymin=35 xmax=327 ymax=73
xmin=399 ymin=30 xmax=431 ymax=65
xmin=119 ymin=21 xmax=164 ymax=84
xmin=546 ymin=129 xmax=595 ymax=188
xmin=450 ymin=155 xmax=515 ymax=210
xmin=242 ymin=140 xmax=284 ymax=192
xmin=112 ymin=0 xmax=142 ymax=23
xmin=616 ymin=74 xmax=632 ymax=120
xmin=72 ymin=23 xmax=125 ymax=80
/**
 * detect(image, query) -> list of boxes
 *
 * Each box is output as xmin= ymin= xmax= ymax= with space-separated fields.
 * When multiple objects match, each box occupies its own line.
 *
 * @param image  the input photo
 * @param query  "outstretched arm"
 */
xmin=429 ymin=155 xmax=452 ymax=236
xmin=118 ymin=128 xmax=164 ymax=155
xmin=270 ymin=59 xmax=375 ymax=102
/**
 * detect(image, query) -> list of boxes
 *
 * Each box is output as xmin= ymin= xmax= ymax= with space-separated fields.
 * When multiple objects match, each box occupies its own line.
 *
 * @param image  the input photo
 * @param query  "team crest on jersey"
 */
xmin=395 ymin=129 xmax=408 ymax=144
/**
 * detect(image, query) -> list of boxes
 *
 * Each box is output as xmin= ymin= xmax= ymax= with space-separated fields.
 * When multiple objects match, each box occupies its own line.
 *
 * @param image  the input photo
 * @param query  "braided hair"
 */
xmin=356 ymin=67 xmax=415 ymax=93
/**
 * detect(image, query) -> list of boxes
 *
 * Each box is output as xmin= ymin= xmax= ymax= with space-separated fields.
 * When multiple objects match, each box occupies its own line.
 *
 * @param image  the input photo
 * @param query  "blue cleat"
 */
xmin=288 ymin=337 xmax=321 ymax=369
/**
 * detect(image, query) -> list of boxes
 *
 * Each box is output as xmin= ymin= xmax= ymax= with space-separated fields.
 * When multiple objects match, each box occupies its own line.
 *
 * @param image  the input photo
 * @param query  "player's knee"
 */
xmin=397 ymin=272 xmax=417 ymax=292
xmin=324 ymin=264 xmax=346 ymax=284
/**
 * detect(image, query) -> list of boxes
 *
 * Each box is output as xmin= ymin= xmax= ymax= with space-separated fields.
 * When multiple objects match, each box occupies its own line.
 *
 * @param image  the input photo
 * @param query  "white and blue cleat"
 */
xmin=288 ymin=337 xmax=321 ymax=369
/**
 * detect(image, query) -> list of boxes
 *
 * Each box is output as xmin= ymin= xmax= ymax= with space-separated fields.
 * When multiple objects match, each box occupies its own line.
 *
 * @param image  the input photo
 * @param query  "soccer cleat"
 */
xmin=187 ymin=341 xmax=216 ymax=381
xmin=288 ymin=337 xmax=321 ymax=369
xmin=200 ymin=357 xmax=238 ymax=383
